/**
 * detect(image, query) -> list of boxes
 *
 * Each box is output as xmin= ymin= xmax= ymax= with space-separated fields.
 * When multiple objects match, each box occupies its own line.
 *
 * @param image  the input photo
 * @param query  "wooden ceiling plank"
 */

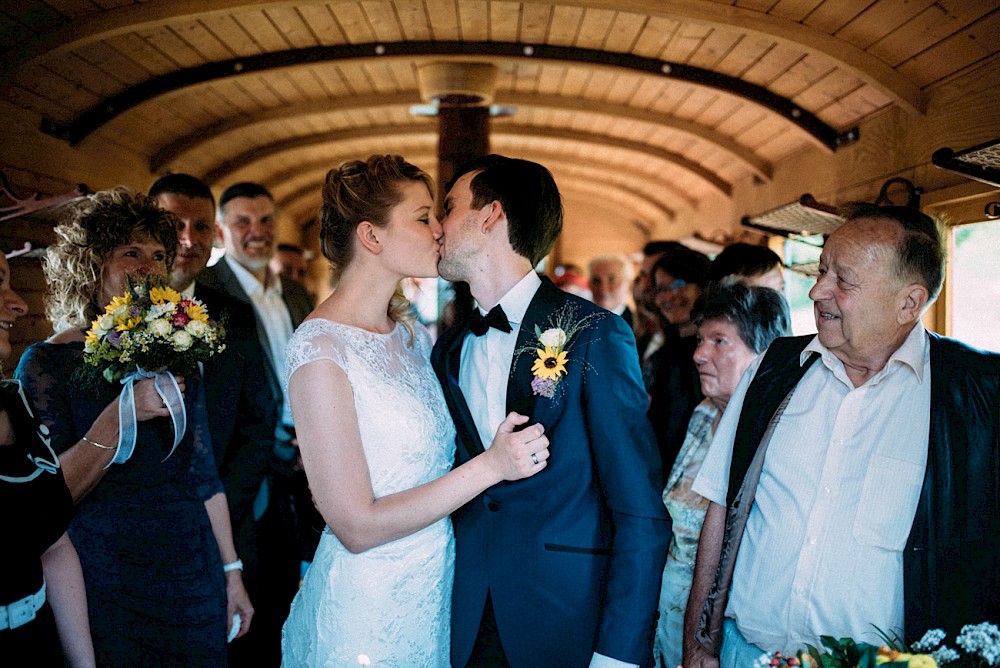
xmin=281 ymin=65 xmax=331 ymax=98
xmin=715 ymin=34 xmax=773 ymax=78
xmin=768 ymin=0 xmax=824 ymax=23
xmin=34 ymin=1 xmax=96 ymax=22
xmin=2 ymin=1 xmax=63 ymax=40
xmin=768 ymin=52 xmax=835 ymax=99
xmin=688 ymin=26 xmax=743 ymax=71
xmin=263 ymin=5 xmax=321 ymax=49
xmin=489 ymin=1 xmax=521 ymax=42
xmin=168 ymin=17 xmax=237 ymax=62
xmin=136 ymin=24 xmax=206 ymax=69
xmin=626 ymin=75 xmax=665 ymax=106
xmin=104 ymin=31 xmax=182 ymax=75
xmin=422 ymin=0 xmax=459 ymax=39
xmin=307 ymin=62 xmax=354 ymax=96
xmin=603 ymin=10 xmax=647 ymax=53
xmin=737 ymin=113 xmax=788 ymax=150
xmin=835 ymin=0 xmax=936 ymax=52
xmin=896 ymin=9 xmax=1000 ymax=89
xmin=43 ymin=50 xmax=128 ymax=97
xmin=575 ymin=7 xmax=617 ymax=50
xmin=518 ymin=2 xmax=552 ymax=44
xmin=694 ymin=93 xmax=742 ymax=128
xmin=546 ymin=4 xmax=584 ymax=46
xmin=739 ymin=41 xmax=804 ymax=87
xmin=582 ymin=67 xmax=617 ymax=100
xmin=295 ymin=4 xmax=349 ymax=45
xmin=231 ymin=9 xmax=295 ymax=52
xmin=5 ymin=81 xmax=72 ymax=122
xmin=734 ymin=0 xmax=779 ymax=13
xmin=793 ymin=68 xmax=864 ymax=117
xmin=258 ymin=69 xmax=307 ymax=102
xmin=631 ymin=14 xmax=681 ymax=59
xmin=196 ymin=13 xmax=265 ymax=57
xmin=17 ymin=62 xmax=101 ymax=112
xmin=391 ymin=0 xmax=432 ymax=40
xmin=456 ymin=0 xmax=488 ymax=41
xmin=660 ymin=21 xmax=712 ymax=65
xmin=231 ymin=73 xmax=287 ymax=107
xmin=359 ymin=0 xmax=404 ymax=41
xmin=557 ymin=64 xmax=592 ymax=96
xmin=866 ymin=0 xmax=995 ymax=68
xmin=327 ymin=2 xmax=376 ymax=44
xmin=74 ymin=40 xmax=153 ymax=85
xmin=801 ymin=0 xmax=872 ymax=34
xmin=603 ymin=71 xmax=642 ymax=105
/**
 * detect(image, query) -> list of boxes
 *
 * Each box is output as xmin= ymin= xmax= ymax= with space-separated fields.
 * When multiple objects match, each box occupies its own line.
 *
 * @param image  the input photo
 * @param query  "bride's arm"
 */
xmin=290 ymin=359 xmax=548 ymax=554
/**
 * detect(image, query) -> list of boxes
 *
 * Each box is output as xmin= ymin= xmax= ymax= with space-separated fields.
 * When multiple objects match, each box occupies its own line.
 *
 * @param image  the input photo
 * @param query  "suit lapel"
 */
xmin=436 ymin=325 xmax=486 ymax=460
xmin=506 ymin=278 xmax=565 ymax=420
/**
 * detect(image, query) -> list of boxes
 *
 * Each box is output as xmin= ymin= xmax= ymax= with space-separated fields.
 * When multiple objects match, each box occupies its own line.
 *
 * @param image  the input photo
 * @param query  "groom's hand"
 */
xmin=487 ymin=412 xmax=549 ymax=481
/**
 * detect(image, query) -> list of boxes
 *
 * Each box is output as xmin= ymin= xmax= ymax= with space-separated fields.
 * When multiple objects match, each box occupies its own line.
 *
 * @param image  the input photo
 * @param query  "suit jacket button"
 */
xmin=487 ymin=501 xmax=501 ymax=512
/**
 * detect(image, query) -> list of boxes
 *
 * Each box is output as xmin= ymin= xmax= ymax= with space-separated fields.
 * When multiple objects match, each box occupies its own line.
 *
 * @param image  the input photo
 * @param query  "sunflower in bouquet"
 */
xmin=84 ymin=274 xmax=226 ymax=383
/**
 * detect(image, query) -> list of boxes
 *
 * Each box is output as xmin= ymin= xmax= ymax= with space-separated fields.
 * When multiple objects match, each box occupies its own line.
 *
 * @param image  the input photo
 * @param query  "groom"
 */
xmin=432 ymin=155 xmax=670 ymax=668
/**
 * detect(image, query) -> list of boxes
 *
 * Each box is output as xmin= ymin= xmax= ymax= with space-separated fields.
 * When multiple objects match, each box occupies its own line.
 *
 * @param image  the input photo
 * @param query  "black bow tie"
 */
xmin=469 ymin=304 xmax=512 ymax=336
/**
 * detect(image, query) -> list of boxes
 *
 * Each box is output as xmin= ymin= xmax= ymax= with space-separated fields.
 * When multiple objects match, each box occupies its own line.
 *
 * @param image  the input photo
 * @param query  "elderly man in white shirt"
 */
xmin=682 ymin=205 xmax=1000 ymax=668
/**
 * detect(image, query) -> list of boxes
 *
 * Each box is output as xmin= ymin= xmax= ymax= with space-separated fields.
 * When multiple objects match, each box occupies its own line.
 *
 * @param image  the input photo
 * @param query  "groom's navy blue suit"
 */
xmin=432 ymin=277 xmax=671 ymax=667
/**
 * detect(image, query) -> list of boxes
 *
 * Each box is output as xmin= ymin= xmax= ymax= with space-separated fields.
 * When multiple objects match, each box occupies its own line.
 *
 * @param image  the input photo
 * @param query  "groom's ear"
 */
xmin=356 ymin=221 xmax=382 ymax=255
xmin=481 ymin=200 xmax=505 ymax=233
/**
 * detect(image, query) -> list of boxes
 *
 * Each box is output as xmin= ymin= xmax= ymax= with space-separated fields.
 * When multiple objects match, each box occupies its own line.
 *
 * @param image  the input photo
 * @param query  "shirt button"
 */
xmin=809 ymin=537 xmax=817 ymax=545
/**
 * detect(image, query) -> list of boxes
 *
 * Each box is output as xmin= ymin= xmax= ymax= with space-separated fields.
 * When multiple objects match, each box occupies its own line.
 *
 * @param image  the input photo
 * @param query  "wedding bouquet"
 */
xmin=756 ymin=622 xmax=1000 ymax=668
xmin=83 ymin=275 xmax=226 ymax=465
xmin=84 ymin=275 xmax=226 ymax=383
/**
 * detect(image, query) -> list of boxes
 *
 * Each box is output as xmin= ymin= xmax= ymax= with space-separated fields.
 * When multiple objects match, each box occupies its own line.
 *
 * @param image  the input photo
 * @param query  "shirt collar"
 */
xmin=479 ymin=271 xmax=541 ymax=329
xmin=801 ymin=321 xmax=929 ymax=383
xmin=224 ymin=254 xmax=282 ymax=299
xmin=180 ymin=282 xmax=196 ymax=300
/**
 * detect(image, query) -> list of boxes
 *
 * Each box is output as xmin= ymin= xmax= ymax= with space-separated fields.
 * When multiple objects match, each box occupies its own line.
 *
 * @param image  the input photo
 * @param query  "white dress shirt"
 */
xmin=693 ymin=324 xmax=931 ymax=656
xmin=459 ymin=271 xmax=540 ymax=449
xmin=224 ymin=255 xmax=296 ymax=427
xmin=458 ymin=271 xmax=636 ymax=668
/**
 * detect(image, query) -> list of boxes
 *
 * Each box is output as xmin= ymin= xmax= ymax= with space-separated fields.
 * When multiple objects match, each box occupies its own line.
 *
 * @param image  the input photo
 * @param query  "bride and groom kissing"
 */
xmin=281 ymin=154 xmax=670 ymax=667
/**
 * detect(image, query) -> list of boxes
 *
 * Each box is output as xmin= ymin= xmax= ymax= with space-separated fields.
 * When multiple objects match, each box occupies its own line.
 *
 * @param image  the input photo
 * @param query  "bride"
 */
xmin=280 ymin=155 xmax=549 ymax=667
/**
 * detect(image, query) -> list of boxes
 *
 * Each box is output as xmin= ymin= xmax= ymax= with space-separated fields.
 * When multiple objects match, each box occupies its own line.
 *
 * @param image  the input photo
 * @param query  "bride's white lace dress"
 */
xmin=281 ymin=319 xmax=456 ymax=668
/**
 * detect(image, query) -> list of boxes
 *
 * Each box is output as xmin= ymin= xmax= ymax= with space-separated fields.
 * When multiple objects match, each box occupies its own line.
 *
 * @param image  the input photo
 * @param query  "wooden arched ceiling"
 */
xmin=2 ymin=0 xmax=997 ymax=236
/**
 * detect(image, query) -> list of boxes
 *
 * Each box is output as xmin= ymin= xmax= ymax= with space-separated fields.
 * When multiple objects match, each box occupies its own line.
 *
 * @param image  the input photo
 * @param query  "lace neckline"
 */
xmin=304 ymin=318 xmax=403 ymax=339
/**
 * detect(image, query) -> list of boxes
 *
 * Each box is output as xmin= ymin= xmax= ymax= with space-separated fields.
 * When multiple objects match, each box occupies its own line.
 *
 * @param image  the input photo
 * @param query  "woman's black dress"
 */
xmin=16 ymin=342 xmax=227 ymax=666
xmin=0 ymin=378 xmax=74 ymax=666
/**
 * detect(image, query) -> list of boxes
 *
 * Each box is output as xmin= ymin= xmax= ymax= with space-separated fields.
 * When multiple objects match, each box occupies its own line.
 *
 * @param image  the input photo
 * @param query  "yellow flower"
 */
xmin=531 ymin=346 xmax=568 ymax=380
xmin=185 ymin=302 xmax=209 ymax=323
xmin=105 ymin=293 xmax=132 ymax=313
xmin=84 ymin=324 xmax=101 ymax=347
xmin=149 ymin=285 xmax=182 ymax=305
xmin=115 ymin=316 xmax=141 ymax=331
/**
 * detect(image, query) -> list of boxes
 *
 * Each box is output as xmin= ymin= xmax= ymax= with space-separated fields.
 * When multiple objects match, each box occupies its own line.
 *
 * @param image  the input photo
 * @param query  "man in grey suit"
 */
xmin=200 ymin=182 xmax=319 ymax=667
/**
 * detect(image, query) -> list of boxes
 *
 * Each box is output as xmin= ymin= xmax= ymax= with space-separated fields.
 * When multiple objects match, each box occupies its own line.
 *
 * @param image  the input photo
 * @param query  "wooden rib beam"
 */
xmin=202 ymin=122 xmax=729 ymax=198
xmin=1 ymin=0 xmax=926 ymax=116
xmin=151 ymin=91 xmax=772 ymax=180
xmin=38 ymin=41 xmax=850 ymax=151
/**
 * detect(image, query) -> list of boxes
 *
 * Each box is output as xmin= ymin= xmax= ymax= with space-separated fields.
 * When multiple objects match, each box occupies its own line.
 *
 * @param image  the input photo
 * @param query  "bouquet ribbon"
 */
xmin=110 ymin=368 xmax=186 ymax=467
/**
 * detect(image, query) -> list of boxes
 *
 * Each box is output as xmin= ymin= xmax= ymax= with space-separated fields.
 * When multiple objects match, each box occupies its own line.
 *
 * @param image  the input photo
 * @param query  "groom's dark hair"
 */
xmin=452 ymin=154 xmax=562 ymax=267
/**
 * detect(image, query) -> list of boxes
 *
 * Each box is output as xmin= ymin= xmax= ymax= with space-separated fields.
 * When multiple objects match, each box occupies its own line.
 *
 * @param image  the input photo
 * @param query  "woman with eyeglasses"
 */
xmin=646 ymin=246 xmax=711 ymax=482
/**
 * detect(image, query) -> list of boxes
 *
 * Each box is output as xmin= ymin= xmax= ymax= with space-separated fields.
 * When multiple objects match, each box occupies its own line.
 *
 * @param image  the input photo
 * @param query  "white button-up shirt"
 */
xmin=459 ymin=271 xmax=540 ymax=449
xmin=693 ymin=323 xmax=931 ymax=655
xmin=223 ymin=255 xmax=296 ymax=427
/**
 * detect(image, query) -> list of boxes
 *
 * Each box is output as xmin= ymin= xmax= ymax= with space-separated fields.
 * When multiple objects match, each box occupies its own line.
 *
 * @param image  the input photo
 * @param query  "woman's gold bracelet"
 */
xmin=81 ymin=435 xmax=115 ymax=451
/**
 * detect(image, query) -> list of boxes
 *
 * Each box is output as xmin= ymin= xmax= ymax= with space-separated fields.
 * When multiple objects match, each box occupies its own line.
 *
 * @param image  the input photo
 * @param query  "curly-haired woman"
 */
xmin=15 ymin=187 xmax=252 ymax=665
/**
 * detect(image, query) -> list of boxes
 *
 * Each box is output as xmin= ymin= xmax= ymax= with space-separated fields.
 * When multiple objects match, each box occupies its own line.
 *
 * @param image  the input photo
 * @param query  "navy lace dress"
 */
xmin=16 ymin=342 xmax=227 ymax=666
xmin=0 ymin=379 xmax=73 ymax=666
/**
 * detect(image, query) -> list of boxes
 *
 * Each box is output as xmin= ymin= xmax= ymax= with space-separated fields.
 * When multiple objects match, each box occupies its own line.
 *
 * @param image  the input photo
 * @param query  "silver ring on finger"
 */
xmin=530 ymin=453 xmax=540 ymax=465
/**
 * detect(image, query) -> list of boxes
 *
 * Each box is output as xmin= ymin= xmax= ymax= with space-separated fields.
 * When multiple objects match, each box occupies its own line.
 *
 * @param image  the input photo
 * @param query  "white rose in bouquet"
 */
xmin=171 ymin=329 xmax=194 ymax=351
xmin=148 ymin=318 xmax=173 ymax=338
xmin=185 ymin=319 xmax=209 ymax=338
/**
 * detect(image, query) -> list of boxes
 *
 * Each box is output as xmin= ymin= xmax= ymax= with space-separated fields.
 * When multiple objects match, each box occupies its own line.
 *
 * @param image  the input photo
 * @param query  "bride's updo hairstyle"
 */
xmin=320 ymin=155 xmax=434 ymax=343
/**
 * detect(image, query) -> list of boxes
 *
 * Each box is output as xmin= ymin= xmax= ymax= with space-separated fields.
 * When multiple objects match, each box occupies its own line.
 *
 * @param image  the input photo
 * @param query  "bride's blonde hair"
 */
xmin=320 ymin=155 xmax=434 ymax=344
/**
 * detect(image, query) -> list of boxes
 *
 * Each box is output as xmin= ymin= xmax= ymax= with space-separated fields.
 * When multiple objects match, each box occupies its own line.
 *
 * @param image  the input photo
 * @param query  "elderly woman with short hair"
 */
xmin=654 ymin=281 xmax=790 ymax=668
xmin=15 ymin=187 xmax=251 ymax=666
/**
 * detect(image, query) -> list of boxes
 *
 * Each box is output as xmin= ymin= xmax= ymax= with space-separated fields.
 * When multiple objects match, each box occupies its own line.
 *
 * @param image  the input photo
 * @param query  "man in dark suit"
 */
xmin=431 ymin=155 xmax=670 ymax=668
xmin=149 ymin=173 xmax=277 ymax=662
xmin=588 ymin=252 xmax=635 ymax=327
xmin=197 ymin=181 xmax=319 ymax=667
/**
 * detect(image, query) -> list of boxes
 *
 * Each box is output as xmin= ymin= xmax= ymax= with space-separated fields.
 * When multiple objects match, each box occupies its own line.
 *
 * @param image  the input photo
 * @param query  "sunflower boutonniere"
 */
xmin=520 ymin=305 xmax=606 ymax=399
